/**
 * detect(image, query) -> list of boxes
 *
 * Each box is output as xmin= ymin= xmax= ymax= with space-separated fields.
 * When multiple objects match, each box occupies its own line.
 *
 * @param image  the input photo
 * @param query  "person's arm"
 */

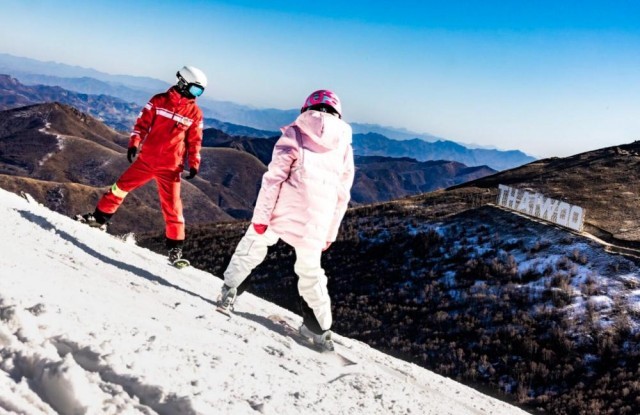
xmin=185 ymin=110 xmax=203 ymax=172
xmin=327 ymin=144 xmax=355 ymax=242
xmin=251 ymin=127 xmax=300 ymax=225
xmin=129 ymin=98 xmax=156 ymax=149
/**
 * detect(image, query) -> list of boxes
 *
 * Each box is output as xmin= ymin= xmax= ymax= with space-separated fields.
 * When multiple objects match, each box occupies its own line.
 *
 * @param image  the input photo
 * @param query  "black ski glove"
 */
xmin=127 ymin=146 xmax=138 ymax=163
xmin=185 ymin=167 xmax=198 ymax=180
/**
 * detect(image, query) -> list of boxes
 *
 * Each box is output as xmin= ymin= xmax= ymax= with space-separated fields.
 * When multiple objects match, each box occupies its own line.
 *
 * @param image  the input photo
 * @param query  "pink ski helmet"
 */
xmin=301 ymin=89 xmax=342 ymax=118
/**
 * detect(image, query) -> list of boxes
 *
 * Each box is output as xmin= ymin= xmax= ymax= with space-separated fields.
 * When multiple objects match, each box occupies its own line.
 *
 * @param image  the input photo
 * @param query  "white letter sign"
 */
xmin=496 ymin=184 xmax=585 ymax=232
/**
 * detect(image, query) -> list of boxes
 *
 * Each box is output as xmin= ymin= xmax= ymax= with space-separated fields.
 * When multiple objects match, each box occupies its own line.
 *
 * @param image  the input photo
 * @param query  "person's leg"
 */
xmin=155 ymin=168 xmax=184 ymax=244
xmin=95 ymin=159 xmax=153 ymax=223
xmin=223 ymin=226 xmax=279 ymax=290
xmin=298 ymin=295 xmax=323 ymax=333
xmin=294 ymin=247 xmax=332 ymax=333
xmin=218 ymin=226 xmax=279 ymax=311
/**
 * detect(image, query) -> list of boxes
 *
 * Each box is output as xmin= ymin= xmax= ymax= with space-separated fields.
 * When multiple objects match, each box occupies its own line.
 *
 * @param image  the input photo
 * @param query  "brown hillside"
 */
xmin=202 ymin=129 xmax=278 ymax=165
xmin=352 ymin=156 xmax=496 ymax=204
xmin=0 ymin=103 xmax=238 ymax=234
xmin=0 ymin=174 xmax=231 ymax=236
xmin=399 ymin=141 xmax=640 ymax=246
xmin=36 ymin=102 xmax=129 ymax=150
xmin=189 ymin=147 xmax=267 ymax=220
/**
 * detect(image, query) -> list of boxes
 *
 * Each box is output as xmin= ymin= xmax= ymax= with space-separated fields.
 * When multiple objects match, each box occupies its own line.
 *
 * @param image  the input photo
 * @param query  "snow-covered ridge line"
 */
xmin=37 ymin=122 xmax=66 ymax=167
xmin=0 ymin=188 xmax=529 ymax=415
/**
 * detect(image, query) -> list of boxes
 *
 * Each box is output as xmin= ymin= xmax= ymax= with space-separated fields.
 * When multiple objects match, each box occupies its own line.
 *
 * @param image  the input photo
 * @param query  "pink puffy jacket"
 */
xmin=252 ymin=110 xmax=355 ymax=251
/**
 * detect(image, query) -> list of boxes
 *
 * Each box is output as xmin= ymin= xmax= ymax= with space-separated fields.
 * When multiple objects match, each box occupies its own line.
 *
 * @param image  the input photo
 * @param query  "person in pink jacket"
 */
xmin=217 ymin=89 xmax=355 ymax=351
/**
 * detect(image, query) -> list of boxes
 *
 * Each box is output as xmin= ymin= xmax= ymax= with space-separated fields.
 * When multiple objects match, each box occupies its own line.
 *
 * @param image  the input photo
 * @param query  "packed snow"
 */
xmin=37 ymin=124 xmax=65 ymax=167
xmin=0 ymin=188 xmax=530 ymax=415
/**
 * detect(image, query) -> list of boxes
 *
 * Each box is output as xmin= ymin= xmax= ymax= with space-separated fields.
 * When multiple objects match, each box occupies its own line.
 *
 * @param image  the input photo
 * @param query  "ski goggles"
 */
xmin=188 ymin=84 xmax=205 ymax=97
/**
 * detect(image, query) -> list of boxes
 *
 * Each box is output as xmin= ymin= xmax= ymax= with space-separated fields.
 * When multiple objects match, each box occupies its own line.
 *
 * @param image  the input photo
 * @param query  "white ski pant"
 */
xmin=223 ymin=226 xmax=333 ymax=331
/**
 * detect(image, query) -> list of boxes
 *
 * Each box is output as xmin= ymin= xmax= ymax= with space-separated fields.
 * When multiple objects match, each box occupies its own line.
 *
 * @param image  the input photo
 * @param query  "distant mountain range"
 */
xmin=352 ymin=132 xmax=535 ymax=171
xmin=0 ymin=102 xmax=496 ymax=235
xmin=0 ymin=53 xmax=167 ymax=92
xmin=0 ymin=73 xmax=276 ymax=139
xmin=0 ymin=53 xmax=535 ymax=170
xmin=202 ymin=130 xmax=496 ymax=204
xmin=0 ymin=72 xmax=532 ymax=170
xmin=204 ymin=118 xmax=278 ymax=138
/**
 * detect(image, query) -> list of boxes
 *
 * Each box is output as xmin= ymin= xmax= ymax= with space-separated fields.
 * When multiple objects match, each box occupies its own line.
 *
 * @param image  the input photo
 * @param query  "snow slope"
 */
xmin=0 ymin=188 xmax=530 ymax=415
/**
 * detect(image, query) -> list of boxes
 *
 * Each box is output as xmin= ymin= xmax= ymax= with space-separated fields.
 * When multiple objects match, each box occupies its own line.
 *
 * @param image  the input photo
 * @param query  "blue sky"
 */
xmin=1 ymin=0 xmax=639 ymax=157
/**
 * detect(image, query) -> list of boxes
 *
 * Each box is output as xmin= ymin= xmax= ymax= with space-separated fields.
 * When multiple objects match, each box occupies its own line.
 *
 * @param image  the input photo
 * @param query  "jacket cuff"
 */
xmin=251 ymin=211 xmax=270 ymax=226
xmin=128 ymin=134 xmax=142 ymax=148
xmin=189 ymin=159 xmax=200 ymax=171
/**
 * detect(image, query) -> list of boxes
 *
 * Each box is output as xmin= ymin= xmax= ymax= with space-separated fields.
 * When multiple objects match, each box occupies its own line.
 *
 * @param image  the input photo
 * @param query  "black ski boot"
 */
xmin=167 ymin=238 xmax=189 ymax=269
xmin=297 ymin=296 xmax=334 ymax=351
xmin=75 ymin=209 xmax=110 ymax=231
xmin=168 ymin=246 xmax=183 ymax=263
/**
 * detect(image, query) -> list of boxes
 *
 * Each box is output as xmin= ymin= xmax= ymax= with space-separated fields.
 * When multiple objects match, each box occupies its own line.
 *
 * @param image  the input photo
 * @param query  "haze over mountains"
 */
xmin=0 ymin=72 xmax=531 ymax=172
xmin=0 ymin=53 xmax=535 ymax=170
xmin=352 ymin=132 xmax=533 ymax=171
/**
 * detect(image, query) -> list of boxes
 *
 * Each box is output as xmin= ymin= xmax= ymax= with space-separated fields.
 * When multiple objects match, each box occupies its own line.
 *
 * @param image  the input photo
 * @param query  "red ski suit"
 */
xmin=96 ymin=87 xmax=203 ymax=241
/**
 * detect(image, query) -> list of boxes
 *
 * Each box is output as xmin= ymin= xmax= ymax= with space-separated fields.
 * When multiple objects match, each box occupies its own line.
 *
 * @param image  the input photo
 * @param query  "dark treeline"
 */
xmin=140 ymin=206 xmax=640 ymax=414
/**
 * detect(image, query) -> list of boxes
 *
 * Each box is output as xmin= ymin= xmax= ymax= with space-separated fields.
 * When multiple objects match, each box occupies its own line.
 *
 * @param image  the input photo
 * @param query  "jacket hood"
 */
xmin=287 ymin=110 xmax=351 ymax=152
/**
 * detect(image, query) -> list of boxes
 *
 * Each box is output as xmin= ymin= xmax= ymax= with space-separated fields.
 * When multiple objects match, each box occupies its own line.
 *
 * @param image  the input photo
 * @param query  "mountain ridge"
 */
xmin=0 ymin=53 xmax=534 ymax=168
xmin=353 ymin=132 xmax=534 ymax=171
xmin=200 ymin=128 xmax=498 ymax=204
xmin=0 ymin=101 xmax=497 ymax=234
xmin=0 ymin=72 xmax=532 ymax=170
xmin=0 ymin=102 xmax=256 ymax=233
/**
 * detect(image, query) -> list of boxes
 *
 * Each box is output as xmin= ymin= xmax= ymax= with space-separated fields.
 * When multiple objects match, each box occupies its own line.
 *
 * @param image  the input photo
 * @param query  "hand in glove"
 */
xmin=185 ymin=167 xmax=198 ymax=180
xmin=253 ymin=223 xmax=268 ymax=235
xmin=127 ymin=146 xmax=138 ymax=163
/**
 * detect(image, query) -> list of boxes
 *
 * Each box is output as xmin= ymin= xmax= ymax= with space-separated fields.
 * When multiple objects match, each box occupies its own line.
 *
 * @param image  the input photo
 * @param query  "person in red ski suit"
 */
xmin=77 ymin=66 xmax=207 ymax=263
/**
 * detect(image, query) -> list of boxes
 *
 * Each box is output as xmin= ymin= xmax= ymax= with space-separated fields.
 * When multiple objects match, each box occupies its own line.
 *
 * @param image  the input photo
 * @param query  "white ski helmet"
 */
xmin=176 ymin=66 xmax=208 ymax=98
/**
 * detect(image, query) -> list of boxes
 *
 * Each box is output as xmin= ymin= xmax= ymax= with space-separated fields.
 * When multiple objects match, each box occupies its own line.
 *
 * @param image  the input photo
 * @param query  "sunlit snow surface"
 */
xmin=0 ymin=188 xmax=529 ymax=414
